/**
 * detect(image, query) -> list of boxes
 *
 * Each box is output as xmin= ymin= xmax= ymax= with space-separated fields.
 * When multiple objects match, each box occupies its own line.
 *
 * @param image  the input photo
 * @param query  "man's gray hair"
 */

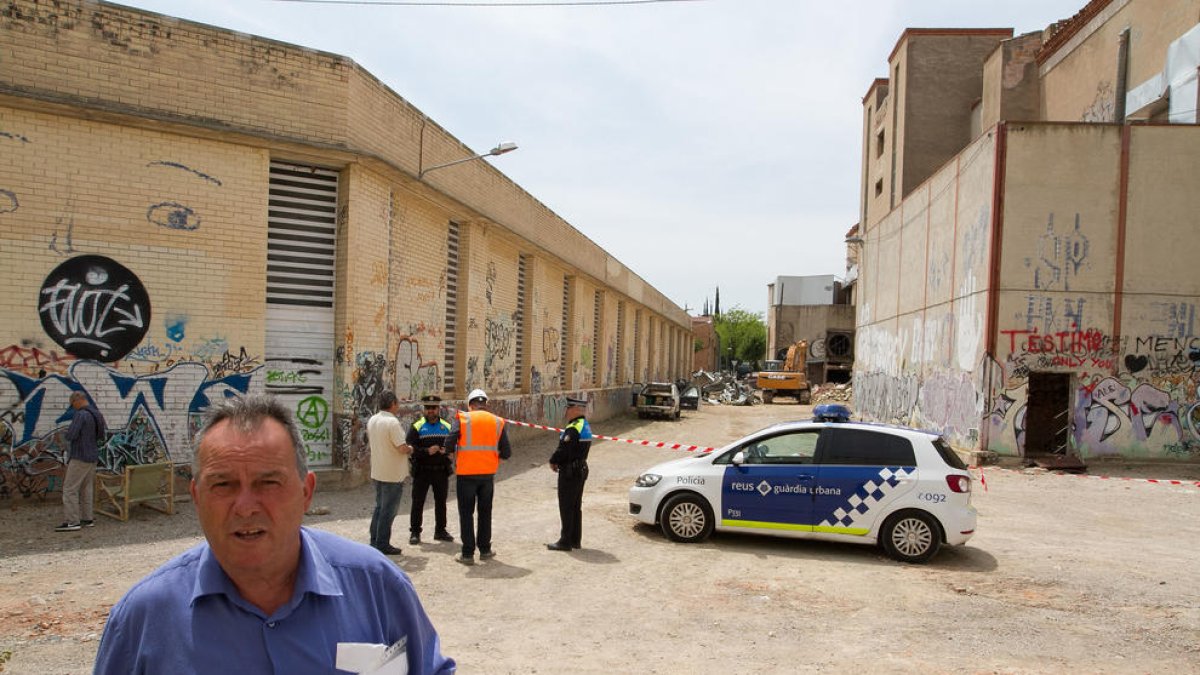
xmin=193 ymin=394 xmax=308 ymax=478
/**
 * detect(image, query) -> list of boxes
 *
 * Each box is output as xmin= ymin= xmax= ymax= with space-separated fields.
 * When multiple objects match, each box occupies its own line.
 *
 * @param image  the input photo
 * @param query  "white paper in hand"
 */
xmin=336 ymin=637 xmax=408 ymax=675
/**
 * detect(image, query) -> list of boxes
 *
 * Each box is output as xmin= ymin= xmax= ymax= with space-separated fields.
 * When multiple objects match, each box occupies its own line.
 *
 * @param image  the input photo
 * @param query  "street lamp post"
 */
xmin=418 ymin=142 xmax=518 ymax=179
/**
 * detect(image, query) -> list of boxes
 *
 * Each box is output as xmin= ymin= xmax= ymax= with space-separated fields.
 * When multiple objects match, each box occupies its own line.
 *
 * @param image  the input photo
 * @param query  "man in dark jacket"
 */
xmin=407 ymin=395 xmax=455 ymax=545
xmin=546 ymin=396 xmax=592 ymax=551
xmin=58 ymin=391 xmax=107 ymax=532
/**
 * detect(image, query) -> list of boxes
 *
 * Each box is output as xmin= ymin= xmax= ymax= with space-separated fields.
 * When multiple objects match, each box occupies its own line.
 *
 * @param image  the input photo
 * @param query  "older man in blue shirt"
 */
xmin=94 ymin=394 xmax=455 ymax=674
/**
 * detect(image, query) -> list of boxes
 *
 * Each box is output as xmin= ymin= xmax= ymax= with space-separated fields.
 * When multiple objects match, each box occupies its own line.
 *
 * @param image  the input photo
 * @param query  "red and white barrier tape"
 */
xmin=504 ymin=418 xmax=716 ymax=453
xmin=508 ymin=418 xmax=1197 ymax=489
xmin=969 ymin=465 xmax=1200 ymax=490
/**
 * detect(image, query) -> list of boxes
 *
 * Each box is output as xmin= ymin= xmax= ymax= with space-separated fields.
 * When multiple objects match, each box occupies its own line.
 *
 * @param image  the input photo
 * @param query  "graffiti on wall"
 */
xmin=983 ymin=320 xmax=1200 ymax=459
xmin=1081 ymin=80 xmax=1116 ymax=123
xmin=484 ymin=315 xmax=516 ymax=391
xmin=49 ymin=215 xmax=77 ymax=256
xmin=855 ymin=371 xmax=919 ymax=426
xmin=1001 ymin=324 xmax=1121 ymax=377
xmin=0 ymin=359 xmax=264 ymax=499
xmin=1025 ymin=213 xmax=1090 ymax=292
xmin=0 ymin=344 xmax=76 ymax=376
xmin=265 ymin=355 xmax=332 ymax=464
xmin=350 ymin=351 xmax=388 ymax=418
xmin=395 ymin=336 xmax=439 ymax=401
xmin=0 ymin=189 xmax=18 ymax=214
xmin=485 ymin=262 xmax=497 ymax=305
xmin=542 ymin=327 xmax=560 ymax=363
xmin=147 ymin=160 xmax=222 ymax=187
xmin=145 ymin=159 xmax=222 ymax=231
xmin=146 ymin=202 xmax=200 ymax=231
xmin=38 ymin=255 xmax=151 ymax=362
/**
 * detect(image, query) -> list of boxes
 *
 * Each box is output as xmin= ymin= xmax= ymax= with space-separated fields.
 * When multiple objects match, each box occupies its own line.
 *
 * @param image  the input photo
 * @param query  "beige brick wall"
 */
xmin=3 ymin=1 xmax=350 ymax=144
xmin=1 ymin=0 xmax=688 ymax=327
xmin=530 ymin=258 xmax=567 ymax=394
xmin=0 ymin=105 xmax=268 ymax=479
xmin=0 ymin=106 xmax=268 ymax=357
xmin=0 ymin=0 xmax=694 ymax=499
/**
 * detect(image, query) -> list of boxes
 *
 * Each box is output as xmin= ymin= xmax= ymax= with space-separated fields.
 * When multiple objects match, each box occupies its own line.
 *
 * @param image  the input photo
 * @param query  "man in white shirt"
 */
xmin=367 ymin=391 xmax=411 ymax=556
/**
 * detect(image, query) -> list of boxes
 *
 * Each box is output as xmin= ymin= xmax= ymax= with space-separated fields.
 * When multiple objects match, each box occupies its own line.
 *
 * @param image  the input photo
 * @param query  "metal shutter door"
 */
xmin=265 ymin=161 xmax=337 ymax=467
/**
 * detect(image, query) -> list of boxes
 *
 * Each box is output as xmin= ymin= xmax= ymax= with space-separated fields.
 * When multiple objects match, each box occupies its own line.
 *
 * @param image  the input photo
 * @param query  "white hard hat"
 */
xmin=467 ymin=388 xmax=488 ymax=403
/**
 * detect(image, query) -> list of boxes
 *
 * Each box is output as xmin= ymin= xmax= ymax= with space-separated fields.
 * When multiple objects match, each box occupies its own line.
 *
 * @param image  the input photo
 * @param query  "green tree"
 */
xmin=713 ymin=307 xmax=766 ymax=370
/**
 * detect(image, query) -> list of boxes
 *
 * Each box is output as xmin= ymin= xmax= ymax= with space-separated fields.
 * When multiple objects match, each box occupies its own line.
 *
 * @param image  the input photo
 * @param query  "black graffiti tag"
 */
xmin=38 ymin=255 xmax=151 ymax=361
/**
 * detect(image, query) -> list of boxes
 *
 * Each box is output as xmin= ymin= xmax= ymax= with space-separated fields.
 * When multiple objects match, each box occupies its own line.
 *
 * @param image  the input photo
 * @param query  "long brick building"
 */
xmin=0 ymin=0 xmax=691 ymax=499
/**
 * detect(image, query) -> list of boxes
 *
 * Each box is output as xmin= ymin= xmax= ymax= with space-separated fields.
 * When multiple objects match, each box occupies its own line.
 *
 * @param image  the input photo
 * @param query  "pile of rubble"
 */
xmin=810 ymin=382 xmax=852 ymax=405
xmin=688 ymin=370 xmax=759 ymax=406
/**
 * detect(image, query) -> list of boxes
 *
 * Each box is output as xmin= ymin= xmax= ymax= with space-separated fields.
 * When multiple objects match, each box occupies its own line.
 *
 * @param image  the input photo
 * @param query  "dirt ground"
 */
xmin=2 ymin=402 xmax=1199 ymax=674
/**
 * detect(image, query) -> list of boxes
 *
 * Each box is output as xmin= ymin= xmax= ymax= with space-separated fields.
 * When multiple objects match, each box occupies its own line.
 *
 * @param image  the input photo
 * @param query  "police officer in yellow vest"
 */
xmin=446 ymin=389 xmax=512 ymax=565
xmin=547 ymin=396 xmax=592 ymax=551
xmin=407 ymin=394 xmax=455 ymax=545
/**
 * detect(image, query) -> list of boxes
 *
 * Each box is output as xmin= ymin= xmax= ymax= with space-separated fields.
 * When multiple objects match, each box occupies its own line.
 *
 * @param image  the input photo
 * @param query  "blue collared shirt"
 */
xmin=94 ymin=527 xmax=455 ymax=674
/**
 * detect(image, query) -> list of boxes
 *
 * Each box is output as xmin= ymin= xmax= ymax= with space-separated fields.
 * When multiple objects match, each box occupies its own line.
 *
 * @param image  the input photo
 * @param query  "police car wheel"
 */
xmin=880 ymin=511 xmax=941 ymax=563
xmin=659 ymin=494 xmax=713 ymax=543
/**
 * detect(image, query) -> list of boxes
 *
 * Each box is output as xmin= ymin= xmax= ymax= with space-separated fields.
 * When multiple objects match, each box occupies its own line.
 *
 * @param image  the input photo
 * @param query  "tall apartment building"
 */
xmin=0 ymin=0 xmax=691 ymax=500
xmin=853 ymin=0 xmax=1200 ymax=462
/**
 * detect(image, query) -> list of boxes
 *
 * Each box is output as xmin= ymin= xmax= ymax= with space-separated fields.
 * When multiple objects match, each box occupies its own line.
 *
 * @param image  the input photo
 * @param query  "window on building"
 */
xmin=876 ymin=129 xmax=885 ymax=157
xmin=874 ymin=178 xmax=883 ymax=197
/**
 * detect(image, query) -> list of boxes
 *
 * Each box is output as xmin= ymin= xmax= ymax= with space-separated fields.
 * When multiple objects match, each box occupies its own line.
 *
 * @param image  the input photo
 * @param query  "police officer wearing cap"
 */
xmin=407 ymin=394 xmax=455 ymax=545
xmin=547 ymin=396 xmax=592 ymax=551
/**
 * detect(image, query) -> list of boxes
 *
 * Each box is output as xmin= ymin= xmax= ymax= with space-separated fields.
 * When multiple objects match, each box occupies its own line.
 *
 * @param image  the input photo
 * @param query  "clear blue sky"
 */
xmin=118 ymin=0 xmax=1088 ymax=316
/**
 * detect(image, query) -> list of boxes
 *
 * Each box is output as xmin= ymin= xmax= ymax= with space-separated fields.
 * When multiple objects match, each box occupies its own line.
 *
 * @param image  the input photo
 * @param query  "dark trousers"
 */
xmin=556 ymin=464 xmax=588 ymax=548
xmin=456 ymin=475 xmax=495 ymax=557
xmin=369 ymin=479 xmax=405 ymax=549
xmin=410 ymin=469 xmax=450 ymax=536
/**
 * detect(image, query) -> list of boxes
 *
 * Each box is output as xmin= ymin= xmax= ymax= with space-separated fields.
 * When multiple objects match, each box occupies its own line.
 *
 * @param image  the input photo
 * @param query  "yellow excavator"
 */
xmin=756 ymin=340 xmax=811 ymax=404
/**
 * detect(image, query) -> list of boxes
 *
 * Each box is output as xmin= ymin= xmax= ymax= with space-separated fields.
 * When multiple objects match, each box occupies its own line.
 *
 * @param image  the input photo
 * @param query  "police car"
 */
xmin=628 ymin=421 xmax=977 ymax=563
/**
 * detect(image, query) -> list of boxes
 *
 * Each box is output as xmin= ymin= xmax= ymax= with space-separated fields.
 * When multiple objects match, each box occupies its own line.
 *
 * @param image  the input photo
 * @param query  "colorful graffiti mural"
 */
xmin=984 ymin=323 xmax=1200 ymax=460
xmin=0 ymin=359 xmax=263 ymax=500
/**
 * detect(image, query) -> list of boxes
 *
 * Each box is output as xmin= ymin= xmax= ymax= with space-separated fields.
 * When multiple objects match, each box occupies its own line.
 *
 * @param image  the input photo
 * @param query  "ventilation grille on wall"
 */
xmin=633 ymin=311 xmax=641 ymax=381
xmin=592 ymin=290 xmax=602 ymax=384
xmin=560 ymin=277 xmax=571 ymax=386
xmin=266 ymin=162 xmax=338 ymax=307
xmin=616 ymin=301 xmax=625 ymax=383
xmin=516 ymin=253 xmax=528 ymax=382
xmin=443 ymin=222 xmax=460 ymax=393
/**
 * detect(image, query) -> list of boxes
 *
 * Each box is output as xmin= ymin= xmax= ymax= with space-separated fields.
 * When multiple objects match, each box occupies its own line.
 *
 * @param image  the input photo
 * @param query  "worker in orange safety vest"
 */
xmin=446 ymin=389 xmax=512 ymax=565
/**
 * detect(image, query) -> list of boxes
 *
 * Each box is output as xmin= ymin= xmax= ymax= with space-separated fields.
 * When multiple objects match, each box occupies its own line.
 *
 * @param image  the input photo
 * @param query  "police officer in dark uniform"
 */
xmin=408 ymin=394 xmax=455 ymax=545
xmin=547 ymin=396 xmax=592 ymax=551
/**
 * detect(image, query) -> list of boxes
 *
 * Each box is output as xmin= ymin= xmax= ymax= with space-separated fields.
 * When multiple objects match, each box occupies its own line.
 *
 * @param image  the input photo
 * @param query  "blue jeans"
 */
xmin=369 ymin=479 xmax=406 ymax=549
xmin=456 ymin=475 xmax=495 ymax=557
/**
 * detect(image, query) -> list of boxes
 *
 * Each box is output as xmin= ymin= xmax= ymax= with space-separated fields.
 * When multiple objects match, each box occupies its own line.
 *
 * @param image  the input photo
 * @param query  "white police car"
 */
xmin=628 ymin=421 xmax=977 ymax=563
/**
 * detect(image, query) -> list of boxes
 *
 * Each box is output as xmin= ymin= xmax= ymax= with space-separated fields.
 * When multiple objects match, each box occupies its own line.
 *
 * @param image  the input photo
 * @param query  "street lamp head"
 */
xmin=489 ymin=142 xmax=518 ymax=156
xmin=418 ymin=140 xmax=519 ymax=179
